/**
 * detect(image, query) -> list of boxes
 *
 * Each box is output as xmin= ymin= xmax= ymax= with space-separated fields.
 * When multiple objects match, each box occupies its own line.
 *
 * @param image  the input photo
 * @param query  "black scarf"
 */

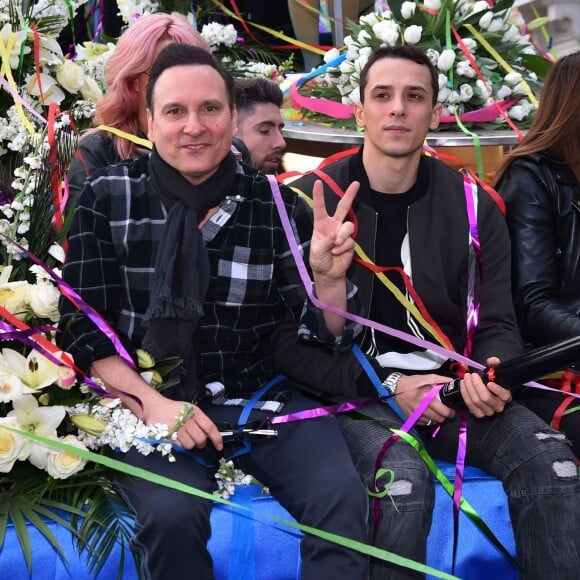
xmin=142 ymin=147 xmax=236 ymax=396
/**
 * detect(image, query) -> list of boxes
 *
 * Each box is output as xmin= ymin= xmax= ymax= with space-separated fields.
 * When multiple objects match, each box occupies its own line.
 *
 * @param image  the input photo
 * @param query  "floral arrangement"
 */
xmin=117 ymin=0 xmax=294 ymax=80
xmin=296 ymin=0 xmax=552 ymax=131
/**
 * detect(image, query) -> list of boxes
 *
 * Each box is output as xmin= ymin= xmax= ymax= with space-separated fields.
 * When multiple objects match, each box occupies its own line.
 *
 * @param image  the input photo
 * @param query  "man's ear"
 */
xmin=429 ymin=102 xmax=442 ymax=131
xmin=354 ymin=100 xmax=365 ymax=129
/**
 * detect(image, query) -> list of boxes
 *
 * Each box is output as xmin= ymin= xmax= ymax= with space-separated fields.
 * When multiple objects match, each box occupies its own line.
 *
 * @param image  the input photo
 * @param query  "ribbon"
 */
xmin=5 ymin=426 xmax=460 ymax=580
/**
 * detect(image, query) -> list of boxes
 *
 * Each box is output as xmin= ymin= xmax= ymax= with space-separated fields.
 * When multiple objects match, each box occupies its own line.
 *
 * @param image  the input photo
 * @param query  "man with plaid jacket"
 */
xmin=59 ymin=44 xmax=369 ymax=580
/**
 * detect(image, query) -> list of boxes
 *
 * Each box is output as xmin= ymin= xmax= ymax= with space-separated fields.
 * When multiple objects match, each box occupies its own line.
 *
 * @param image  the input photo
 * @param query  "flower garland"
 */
xmin=297 ymin=0 xmax=550 ymax=131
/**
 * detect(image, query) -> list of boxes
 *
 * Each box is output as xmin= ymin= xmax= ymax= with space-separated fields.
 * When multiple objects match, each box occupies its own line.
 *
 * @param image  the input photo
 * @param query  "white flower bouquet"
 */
xmin=294 ymin=0 xmax=552 ymax=131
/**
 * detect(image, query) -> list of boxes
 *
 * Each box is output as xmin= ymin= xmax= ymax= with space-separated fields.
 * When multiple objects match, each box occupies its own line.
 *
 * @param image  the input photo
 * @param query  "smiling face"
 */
xmin=147 ymin=64 xmax=237 ymax=185
xmin=355 ymin=56 xmax=441 ymax=164
xmin=236 ymin=102 xmax=286 ymax=173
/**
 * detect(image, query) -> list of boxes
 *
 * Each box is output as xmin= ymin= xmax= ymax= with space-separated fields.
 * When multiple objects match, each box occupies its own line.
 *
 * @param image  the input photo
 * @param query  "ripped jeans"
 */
xmin=338 ymin=400 xmax=580 ymax=580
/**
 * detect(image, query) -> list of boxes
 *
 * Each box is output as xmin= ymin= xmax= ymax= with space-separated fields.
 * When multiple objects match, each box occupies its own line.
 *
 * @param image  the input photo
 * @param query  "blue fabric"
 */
xmin=1 ymin=461 xmax=515 ymax=579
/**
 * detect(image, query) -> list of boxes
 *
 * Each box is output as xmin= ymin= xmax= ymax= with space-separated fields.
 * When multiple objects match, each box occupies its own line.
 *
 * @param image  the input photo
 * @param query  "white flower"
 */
xmin=426 ymin=49 xmax=440 ymax=67
xmin=28 ymin=278 xmax=60 ymax=322
xmin=496 ymin=85 xmax=512 ymax=100
xmin=401 ymin=2 xmax=416 ymax=19
xmin=0 ymin=24 xmax=31 ymax=69
xmin=438 ymin=87 xmax=451 ymax=102
xmin=56 ymin=60 xmax=85 ymax=94
xmin=424 ymin=0 xmax=441 ymax=10
xmin=7 ymin=395 xmax=65 ymax=468
xmin=372 ymin=20 xmax=400 ymax=46
xmin=459 ymin=83 xmax=474 ymax=102
xmin=0 ymin=277 xmax=29 ymax=319
xmin=404 ymin=25 xmax=423 ymax=45
xmin=508 ymin=105 xmax=528 ymax=121
xmin=488 ymin=18 xmax=505 ymax=33
xmin=0 ymin=417 xmax=30 ymax=473
xmin=45 ymin=435 xmax=88 ymax=479
xmin=504 ymin=72 xmax=522 ymax=84
xmin=80 ymin=76 xmax=102 ymax=102
xmin=359 ymin=13 xmax=379 ymax=27
xmin=478 ymin=12 xmax=494 ymax=30
xmin=500 ymin=25 xmax=518 ymax=43
xmin=1 ymin=349 xmax=60 ymax=390
xmin=471 ymin=1 xmax=490 ymax=14
xmin=462 ymin=38 xmax=477 ymax=53
xmin=437 ymin=50 xmax=456 ymax=72
xmin=438 ymin=74 xmax=448 ymax=90
xmin=25 ymin=72 xmax=66 ymax=105
xmin=357 ymin=29 xmax=372 ymax=45
xmin=48 ymin=243 xmax=66 ymax=264
xmin=476 ymin=78 xmax=492 ymax=99
xmin=201 ymin=22 xmax=238 ymax=49
xmin=456 ymin=60 xmax=476 ymax=78
xmin=324 ymin=48 xmax=341 ymax=63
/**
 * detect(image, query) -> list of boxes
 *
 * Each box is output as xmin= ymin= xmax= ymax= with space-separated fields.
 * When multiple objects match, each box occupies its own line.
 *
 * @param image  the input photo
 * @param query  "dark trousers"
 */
xmin=116 ymin=390 xmax=369 ymax=580
xmin=339 ymin=400 xmax=580 ymax=580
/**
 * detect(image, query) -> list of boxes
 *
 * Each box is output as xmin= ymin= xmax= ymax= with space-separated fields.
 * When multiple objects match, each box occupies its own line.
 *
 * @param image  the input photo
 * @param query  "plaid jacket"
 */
xmin=58 ymin=154 xmax=360 ymax=396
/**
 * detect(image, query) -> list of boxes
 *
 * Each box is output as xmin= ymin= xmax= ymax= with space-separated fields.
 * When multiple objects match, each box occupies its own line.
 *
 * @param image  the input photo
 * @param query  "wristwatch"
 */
xmin=382 ymin=372 xmax=403 ymax=396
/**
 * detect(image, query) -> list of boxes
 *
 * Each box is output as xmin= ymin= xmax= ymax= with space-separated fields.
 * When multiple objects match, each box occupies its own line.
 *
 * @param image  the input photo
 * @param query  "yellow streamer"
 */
xmin=96 ymin=124 xmax=152 ymax=149
xmin=290 ymin=186 xmax=449 ymax=349
xmin=0 ymin=31 xmax=36 ymax=136
xmin=210 ymin=0 xmax=328 ymax=55
xmin=464 ymin=24 xmax=538 ymax=108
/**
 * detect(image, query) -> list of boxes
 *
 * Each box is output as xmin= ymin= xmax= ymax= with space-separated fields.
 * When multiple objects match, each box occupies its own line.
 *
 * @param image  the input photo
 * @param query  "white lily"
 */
xmin=8 ymin=395 xmax=66 ymax=469
xmin=1 ymin=348 xmax=60 ymax=390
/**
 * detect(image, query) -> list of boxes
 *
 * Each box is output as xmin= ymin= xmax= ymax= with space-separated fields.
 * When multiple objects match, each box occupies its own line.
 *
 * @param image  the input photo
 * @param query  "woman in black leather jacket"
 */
xmin=494 ymin=51 xmax=580 ymax=456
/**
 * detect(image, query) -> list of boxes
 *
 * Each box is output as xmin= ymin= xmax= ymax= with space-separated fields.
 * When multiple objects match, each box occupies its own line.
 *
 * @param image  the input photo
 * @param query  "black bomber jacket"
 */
xmin=498 ymin=153 xmax=580 ymax=350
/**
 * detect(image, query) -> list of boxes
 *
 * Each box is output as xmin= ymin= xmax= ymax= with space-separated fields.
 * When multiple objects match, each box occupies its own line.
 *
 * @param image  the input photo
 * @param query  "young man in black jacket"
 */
xmin=273 ymin=45 xmax=580 ymax=579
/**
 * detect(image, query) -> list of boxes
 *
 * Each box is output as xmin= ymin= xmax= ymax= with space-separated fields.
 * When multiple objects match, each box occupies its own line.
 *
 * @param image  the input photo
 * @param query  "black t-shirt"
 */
xmin=349 ymin=150 xmax=429 ymax=355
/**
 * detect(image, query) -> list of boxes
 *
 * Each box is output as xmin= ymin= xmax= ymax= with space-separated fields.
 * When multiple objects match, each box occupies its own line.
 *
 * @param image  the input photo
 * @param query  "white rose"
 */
xmin=478 ymin=12 xmax=494 ymax=30
xmin=471 ymin=1 xmax=490 ymax=14
xmin=357 ymin=29 xmax=372 ymax=45
xmin=324 ymin=48 xmax=341 ymax=63
xmin=462 ymin=38 xmax=477 ymax=52
xmin=347 ymin=86 xmax=361 ymax=105
xmin=426 ymin=49 xmax=440 ymax=67
xmin=0 ymin=280 xmax=30 ymax=319
xmin=437 ymin=49 xmax=456 ymax=72
xmin=476 ymin=78 xmax=492 ymax=99
xmin=508 ymin=105 xmax=528 ymax=121
xmin=459 ymin=83 xmax=474 ymax=102
xmin=56 ymin=60 xmax=85 ymax=94
xmin=403 ymin=25 xmax=422 ymax=45
xmin=424 ymin=0 xmax=441 ymax=10
xmin=372 ymin=20 xmax=400 ymax=46
xmin=438 ymin=87 xmax=451 ymax=103
xmin=28 ymin=279 xmax=60 ymax=322
xmin=359 ymin=13 xmax=379 ymax=27
xmin=401 ymin=2 xmax=416 ymax=19
xmin=502 ymin=24 xmax=519 ymax=42
xmin=0 ymin=418 xmax=30 ymax=473
xmin=488 ymin=18 xmax=504 ymax=33
xmin=496 ymin=85 xmax=512 ymax=100
xmin=46 ymin=435 xmax=88 ymax=479
xmin=504 ymin=72 xmax=522 ymax=84
xmin=438 ymin=74 xmax=448 ymax=90
xmin=456 ymin=60 xmax=476 ymax=78
xmin=80 ymin=76 xmax=102 ymax=102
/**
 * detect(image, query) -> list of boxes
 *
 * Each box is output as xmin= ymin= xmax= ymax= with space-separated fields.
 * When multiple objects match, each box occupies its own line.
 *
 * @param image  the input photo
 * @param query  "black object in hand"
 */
xmin=439 ymin=335 xmax=580 ymax=408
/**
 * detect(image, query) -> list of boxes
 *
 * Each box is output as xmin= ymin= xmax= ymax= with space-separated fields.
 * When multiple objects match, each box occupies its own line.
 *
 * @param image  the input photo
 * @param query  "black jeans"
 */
xmin=339 ymin=400 xmax=580 ymax=580
xmin=116 ymin=390 xmax=369 ymax=580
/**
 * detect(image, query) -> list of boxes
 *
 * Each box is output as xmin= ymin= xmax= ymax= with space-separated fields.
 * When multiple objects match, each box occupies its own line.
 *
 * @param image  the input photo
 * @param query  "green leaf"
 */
xmin=527 ymin=17 xmax=551 ymax=31
xmin=520 ymin=54 xmax=554 ymax=79
xmin=7 ymin=503 xmax=33 ymax=573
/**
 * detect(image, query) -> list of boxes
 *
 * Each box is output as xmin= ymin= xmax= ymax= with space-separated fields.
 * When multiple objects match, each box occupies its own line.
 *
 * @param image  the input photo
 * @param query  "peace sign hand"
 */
xmin=309 ymin=179 xmax=359 ymax=281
